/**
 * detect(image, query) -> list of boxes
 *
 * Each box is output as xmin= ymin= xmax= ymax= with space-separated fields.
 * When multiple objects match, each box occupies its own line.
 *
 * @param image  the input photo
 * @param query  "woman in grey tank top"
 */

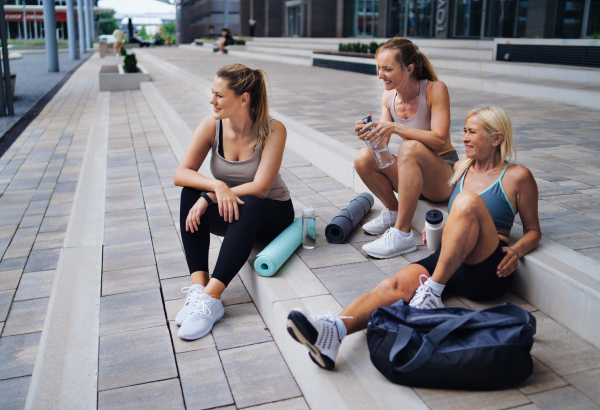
xmin=354 ymin=38 xmax=458 ymax=259
xmin=173 ymin=64 xmax=293 ymax=341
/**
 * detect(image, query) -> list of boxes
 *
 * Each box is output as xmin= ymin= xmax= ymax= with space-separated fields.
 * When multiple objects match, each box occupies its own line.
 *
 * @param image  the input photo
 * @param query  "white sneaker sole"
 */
xmin=178 ymin=308 xmax=225 ymax=340
xmin=363 ymin=245 xmax=417 ymax=259
xmin=361 ymin=225 xmax=388 ymax=235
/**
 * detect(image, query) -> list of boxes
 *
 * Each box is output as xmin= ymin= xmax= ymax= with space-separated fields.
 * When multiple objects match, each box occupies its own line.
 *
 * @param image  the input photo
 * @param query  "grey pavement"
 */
xmin=0 ymin=47 xmax=598 ymax=409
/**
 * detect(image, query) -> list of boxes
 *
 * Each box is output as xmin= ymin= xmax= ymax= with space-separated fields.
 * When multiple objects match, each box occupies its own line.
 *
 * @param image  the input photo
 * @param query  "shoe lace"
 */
xmin=374 ymin=208 xmax=390 ymax=225
xmin=181 ymin=286 xmax=199 ymax=303
xmin=317 ymin=310 xmax=353 ymax=322
xmin=410 ymin=275 xmax=436 ymax=306
xmin=377 ymin=228 xmax=396 ymax=249
xmin=191 ymin=298 xmax=211 ymax=317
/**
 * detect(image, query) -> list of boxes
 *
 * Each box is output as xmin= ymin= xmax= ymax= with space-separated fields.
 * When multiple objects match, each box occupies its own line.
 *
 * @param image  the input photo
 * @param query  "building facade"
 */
xmin=179 ymin=0 xmax=599 ymax=40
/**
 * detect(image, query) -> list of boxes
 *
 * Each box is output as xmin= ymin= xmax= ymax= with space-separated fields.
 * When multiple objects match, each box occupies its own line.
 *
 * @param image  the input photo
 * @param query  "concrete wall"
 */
xmin=307 ymin=0 xmax=338 ymax=37
xmin=178 ymin=0 xmax=241 ymax=43
xmin=265 ymin=0 xmax=285 ymax=37
xmin=240 ymin=0 xmax=266 ymax=36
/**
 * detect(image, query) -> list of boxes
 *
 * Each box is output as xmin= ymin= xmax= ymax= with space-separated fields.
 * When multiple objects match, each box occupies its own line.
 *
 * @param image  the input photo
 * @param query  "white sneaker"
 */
xmin=362 ymin=228 xmax=416 ymax=258
xmin=287 ymin=310 xmax=351 ymax=370
xmin=362 ymin=208 xmax=398 ymax=235
xmin=175 ymin=284 xmax=205 ymax=326
xmin=409 ymin=275 xmax=444 ymax=309
xmin=178 ymin=294 xmax=224 ymax=340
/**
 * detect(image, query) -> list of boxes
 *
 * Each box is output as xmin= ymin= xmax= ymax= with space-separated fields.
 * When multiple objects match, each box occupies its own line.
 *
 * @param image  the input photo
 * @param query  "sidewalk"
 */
xmin=0 ymin=48 xmax=599 ymax=409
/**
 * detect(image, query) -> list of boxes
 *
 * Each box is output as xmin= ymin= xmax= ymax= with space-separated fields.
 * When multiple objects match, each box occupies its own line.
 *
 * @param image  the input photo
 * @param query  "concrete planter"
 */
xmin=99 ymin=64 xmax=150 ymax=92
xmin=311 ymin=51 xmax=376 ymax=75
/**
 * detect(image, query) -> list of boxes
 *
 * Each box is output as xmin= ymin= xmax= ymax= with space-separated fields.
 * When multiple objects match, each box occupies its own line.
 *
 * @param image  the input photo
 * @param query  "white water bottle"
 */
xmin=361 ymin=115 xmax=394 ymax=169
xmin=425 ymin=210 xmax=444 ymax=252
xmin=302 ymin=207 xmax=316 ymax=249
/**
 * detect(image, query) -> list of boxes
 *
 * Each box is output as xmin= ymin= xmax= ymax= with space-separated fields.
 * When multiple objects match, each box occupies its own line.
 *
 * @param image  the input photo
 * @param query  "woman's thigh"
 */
xmin=415 ymin=149 xmax=454 ymax=202
xmin=256 ymin=199 xmax=295 ymax=242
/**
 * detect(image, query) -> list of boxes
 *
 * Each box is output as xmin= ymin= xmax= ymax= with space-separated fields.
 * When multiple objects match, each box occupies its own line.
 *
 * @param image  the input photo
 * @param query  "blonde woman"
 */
xmin=354 ymin=38 xmax=457 ymax=259
xmin=288 ymin=106 xmax=541 ymax=370
xmin=174 ymin=64 xmax=292 ymax=340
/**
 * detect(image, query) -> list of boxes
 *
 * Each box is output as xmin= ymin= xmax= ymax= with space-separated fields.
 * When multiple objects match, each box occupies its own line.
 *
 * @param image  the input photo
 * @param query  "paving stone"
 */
xmin=528 ymin=386 xmax=600 ymax=410
xmin=0 ymin=376 xmax=31 ymax=410
xmin=103 ymin=241 xmax=155 ymax=272
xmin=531 ymin=311 xmax=600 ymax=376
xmin=177 ymin=347 xmax=234 ymax=410
xmin=413 ymin=386 xmax=530 ymax=410
xmin=0 ymin=289 xmax=15 ymax=321
xmin=287 ymin=166 xmax=328 ymax=179
xmin=212 ymin=302 xmax=272 ymax=350
xmin=0 ymin=269 xmax=22 ymax=291
xmin=220 ymin=341 xmax=301 ymax=409
xmin=544 ymin=194 xmax=600 ymax=213
xmin=370 ymin=255 xmax=411 ymax=276
xmin=245 ymin=397 xmax=310 ymax=410
xmin=222 ymin=275 xmax=252 ymax=306
xmin=98 ymin=378 xmax=185 ymax=410
xmin=168 ymin=320 xmax=215 ymax=353
xmin=19 ymin=214 xmax=44 ymax=228
xmin=100 ymin=288 xmax=166 ymax=336
xmin=518 ymin=357 xmax=569 ymax=395
xmin=3 ymin=297 xmax=49 ymax=336
xmin=564 ymin=368 xmax=600 ymax=406
xmin=161 ymin=276 xmax=192 ymax=301
xmin=102 ymin=265 xmax=160 ymax=296
xmin=313 ymin=261 xmax=387 ymax=308
xmin=98 ymin=325 xmax=178 ymax=391
xmin=155 ymin=250 xmax=189 ymax=279
xmin=458 ymin=292 xmax=537 ymax=313
xmin=105 ymin=208 xmax=149 ymax=227
xmin=148 ymin=214 xmax=175 ymax=229
xmin=296 ymin=243 xmax=366 ymax=269
xmin=294 ymin=193 xmax=333 ymax=208
xmin=38 ymin=215 xmax=69 ymax=233
xmin=24 ymin=248 xmax=61 ymax=273
xmin=105 ymin=194 xmax=145 ymax=213
xmin=151 ymin=228 xmax=182 ymax=254
xmin=0 ymin=332 xmax=41 ymax=380
xmin=104 ymin=224 xmax=151 ymax=247
xmin=105 ymin=181 xmax=143 ymax=198
xmin=32 ymin=230 xmax=65 ymax=250
xmin=164 ymin=299 xmax=181 ymax=321
xmin=14 ymin=270 xmax=55 ymax=301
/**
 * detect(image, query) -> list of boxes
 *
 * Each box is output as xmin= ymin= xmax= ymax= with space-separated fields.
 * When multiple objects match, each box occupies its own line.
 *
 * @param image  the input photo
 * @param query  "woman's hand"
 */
xmin=497 ymin=246 xmax=519 ymax=277
xmin=186 ymin=196 xmax=209 ymax=233
xmin=422 ymin=226 xmax=427 ymax=245
xmin=361 ymin=120 xmax=398 ymax=144
xmin=355 ymin=113 xmax=373 ymax=140
xmin=214 ymin=182 xmax=245 ymax=223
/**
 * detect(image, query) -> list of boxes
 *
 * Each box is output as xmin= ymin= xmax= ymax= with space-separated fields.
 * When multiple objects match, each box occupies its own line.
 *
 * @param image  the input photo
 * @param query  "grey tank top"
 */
xmin=388 ymin=79 xmax=431 ymax=131
xmin=209 ymin=120 xmax=290 ymax=201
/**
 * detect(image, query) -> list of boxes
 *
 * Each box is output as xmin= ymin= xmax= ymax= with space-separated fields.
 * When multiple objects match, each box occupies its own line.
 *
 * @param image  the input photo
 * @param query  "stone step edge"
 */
xmin=137 ymin=48 xmax=600 ymax=352
xmin=179 ymin=44 xmax=312 ymax=66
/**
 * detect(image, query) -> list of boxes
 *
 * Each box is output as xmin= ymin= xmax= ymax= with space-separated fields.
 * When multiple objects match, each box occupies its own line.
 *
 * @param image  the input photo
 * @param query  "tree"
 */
xmin=162 ymin=20 xmax=176 ymax=37
xmin=139 ymin=26 xmax=149 ymax=40
xmin=98 ymin=10 xmax=118 ymax=35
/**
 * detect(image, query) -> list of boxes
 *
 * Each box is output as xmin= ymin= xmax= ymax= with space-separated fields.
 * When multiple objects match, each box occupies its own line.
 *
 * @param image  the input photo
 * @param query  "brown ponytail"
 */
xmin=375 ymin=38 xmax=438 ymax=82
xmin=216 ymin=64 xmax=271 ymax=147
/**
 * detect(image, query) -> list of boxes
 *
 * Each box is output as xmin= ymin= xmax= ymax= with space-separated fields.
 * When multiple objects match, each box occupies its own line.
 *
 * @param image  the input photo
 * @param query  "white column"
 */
xmin=77 ymin=0 xmax=86 ymax=55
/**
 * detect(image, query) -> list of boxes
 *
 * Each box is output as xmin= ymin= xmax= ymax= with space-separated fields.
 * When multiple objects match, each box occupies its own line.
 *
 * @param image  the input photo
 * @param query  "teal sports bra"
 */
xmin=447 ymin=164 xmax=516 ymax=237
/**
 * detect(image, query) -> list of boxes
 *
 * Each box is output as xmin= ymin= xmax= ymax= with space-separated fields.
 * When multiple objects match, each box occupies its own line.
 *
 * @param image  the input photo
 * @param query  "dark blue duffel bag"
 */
xmin=367 ymin=301 xmax=536 ymax=390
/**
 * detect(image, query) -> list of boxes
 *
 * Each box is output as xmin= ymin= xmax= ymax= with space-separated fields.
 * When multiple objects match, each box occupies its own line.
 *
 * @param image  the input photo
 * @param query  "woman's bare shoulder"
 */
xmin=505 ymin=164 xmax=535 ymax=185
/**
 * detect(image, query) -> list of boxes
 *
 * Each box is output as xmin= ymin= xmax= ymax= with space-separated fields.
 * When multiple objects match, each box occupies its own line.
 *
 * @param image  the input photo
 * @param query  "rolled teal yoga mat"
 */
xmin=254 ymin=217 xmax=303 ymax=277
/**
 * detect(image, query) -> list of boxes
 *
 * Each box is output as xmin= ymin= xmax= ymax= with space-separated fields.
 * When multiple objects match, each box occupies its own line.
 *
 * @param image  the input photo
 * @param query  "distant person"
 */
xmin=409 ymin=0 xmax=418 ymax=36
xmin=218 ymin=28 xmax=235 ymax=53
xmin=113 ymin=27 xmax=124 ymax=56
xmin=167 ymin=34 xmax=172 ymax=47
xmin=355 ymin=38 xmax=457 ymax=259
xmin=174 ymin=64 xmax=292 ymax=341
xmin=249 ymin=17 xmax=257 ymax=37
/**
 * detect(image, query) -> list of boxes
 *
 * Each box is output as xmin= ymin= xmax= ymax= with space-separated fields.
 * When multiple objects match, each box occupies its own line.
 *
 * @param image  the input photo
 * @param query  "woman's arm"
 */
xmin=359 ymin=81 xmax=451 ymax=152
xmin=496 ymin=166 xmax=542 ymax=277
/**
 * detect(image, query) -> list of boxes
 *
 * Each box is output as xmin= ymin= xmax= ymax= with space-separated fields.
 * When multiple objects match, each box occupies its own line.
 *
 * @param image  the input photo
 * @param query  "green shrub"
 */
xmin=338 ymin=41 xmax=385 ymax=54
xmin=369 ymin=41 xmax=379 ymax=54
xmin=235 ymin=39 xmax=246 ymax=45
xmin=592 ymin=32 xmax=600 ymax=39
xmin=120 ymin=46 xmax=127 ymax=56
xmin=123 ymin=53 xmax=139 ymax=73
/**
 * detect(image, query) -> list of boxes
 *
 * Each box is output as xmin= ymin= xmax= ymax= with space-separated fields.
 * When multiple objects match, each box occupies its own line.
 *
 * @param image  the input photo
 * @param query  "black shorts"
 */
xmin=413 ymin=240 xmax=513 ymax=301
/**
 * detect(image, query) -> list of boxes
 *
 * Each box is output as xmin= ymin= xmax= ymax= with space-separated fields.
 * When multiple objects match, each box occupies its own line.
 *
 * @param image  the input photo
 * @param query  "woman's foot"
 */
xmin=175 ymin=284 xmax=205 ymax=326
xmin=362 ymin=208 xmax=398 ymax=235
xmin=178 ymin=294 xmax=224 ymax=340
xmin=362 ymin=227 xmax=416 ymax=258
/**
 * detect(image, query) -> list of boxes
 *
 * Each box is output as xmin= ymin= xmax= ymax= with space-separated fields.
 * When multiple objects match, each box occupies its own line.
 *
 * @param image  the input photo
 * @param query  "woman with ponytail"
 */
xmin=173 ymin=64 xmax=293 ymax=341
xmin=355 ymin=37 xmax=458 ymax=259
xmin=286 ymin=107 xmax=541 ymax=370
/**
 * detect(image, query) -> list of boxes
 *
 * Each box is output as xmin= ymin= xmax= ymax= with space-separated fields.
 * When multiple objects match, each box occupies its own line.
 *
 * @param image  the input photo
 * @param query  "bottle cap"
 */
xmin=302 ymin=207 xmax=315 ymax=217
xmin=425 ymin=210 xmax=443 ymax=225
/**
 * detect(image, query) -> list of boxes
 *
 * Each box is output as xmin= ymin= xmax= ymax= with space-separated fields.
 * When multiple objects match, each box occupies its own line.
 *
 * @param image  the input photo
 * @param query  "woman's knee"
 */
xmin=354 ymin=147 xmax=376 ymax=173
xmin=372 ymin=277 xmax=408 ymax=303
xmin=450 ymin=191 xmax=486 ymax=218
xmin=397 ymin=139 xmax=427 ymax=162
xmin=236 ymin=195 xmax=265 ymax=217
xmin=180 ymin=187 xmax=201 ymax=210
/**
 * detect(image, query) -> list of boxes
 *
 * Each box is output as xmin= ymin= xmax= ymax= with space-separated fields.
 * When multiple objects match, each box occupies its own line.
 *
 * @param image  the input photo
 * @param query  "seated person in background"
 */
xmin=218 ymin=28 xmax=235 ymax=53
xmin=355 ymin=38 xmax=457 ymax=259
xmin=288 ymin=106 xmax=541 ymax=370
xmin=174 ymin=64 xmax=293 ymax=341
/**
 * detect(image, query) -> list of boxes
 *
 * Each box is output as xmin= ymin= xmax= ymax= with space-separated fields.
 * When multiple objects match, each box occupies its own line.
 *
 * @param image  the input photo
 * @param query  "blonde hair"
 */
xmin=449 ymin=106 xmax=516 ymax=186
xmin=375 ymin=37 xmax=438 ymax=82
xmin=216 ymin=64 xmax=270 ymax=147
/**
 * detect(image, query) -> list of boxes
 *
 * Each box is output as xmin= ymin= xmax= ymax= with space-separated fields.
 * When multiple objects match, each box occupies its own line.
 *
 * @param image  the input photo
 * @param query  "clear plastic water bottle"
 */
xmin=362 ymin=115 xmax=394 ymax=169
xmin=425 ymin=210 xmax=444 ymax=252
xmin=302 ymin=207 xmax=316 ymax=249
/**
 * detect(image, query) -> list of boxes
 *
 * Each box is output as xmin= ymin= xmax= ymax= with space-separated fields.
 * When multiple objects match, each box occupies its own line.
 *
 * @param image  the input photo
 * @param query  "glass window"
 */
xmin=356 ymin=0 xmax=379 ymax=36
xmin=516 ymin=0 xmax=528 ymax=37
xmin=454 ymin=0 xmax=483 ymax=37
xmin=484 ymin=0 xmax=517 ymax=38
xmin=387 ymin=0 xmax=406 ymax=37
xmin=408 ymin=0 xmax=433 ymax=37
xmin=555 ymin=0 xmax=586 ymax=38
xmin=587 ymin=0 xmax=600 ymax=37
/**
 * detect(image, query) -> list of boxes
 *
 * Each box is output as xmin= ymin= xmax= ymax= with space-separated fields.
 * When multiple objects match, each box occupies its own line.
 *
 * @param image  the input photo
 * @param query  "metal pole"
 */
xmin=77 ymin=0 xmax=86 ymax=55
xmin=66 ymin=0 xmax=77 ymax=59
xmin=0 ymin=0 xmax=14 ymax=115
xmin=43 ymin=0 xmax=59 ymax=72
xmin=84 ymin=0 xmax=92 ymax=48
xmin=22 ymin=1 xmax=28 ymax=41
xmin=224 ymin=0 xmax=229 ymax=29
xmin=34 ymin=11 xmax=38 ymax=38
xmin=87 ymin=0 xmax=95 ymax=43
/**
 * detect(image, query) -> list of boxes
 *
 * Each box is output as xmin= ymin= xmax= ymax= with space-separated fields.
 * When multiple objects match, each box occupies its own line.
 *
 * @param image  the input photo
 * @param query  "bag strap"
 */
xmin=390 ymin=304 xmax=533 ymax=372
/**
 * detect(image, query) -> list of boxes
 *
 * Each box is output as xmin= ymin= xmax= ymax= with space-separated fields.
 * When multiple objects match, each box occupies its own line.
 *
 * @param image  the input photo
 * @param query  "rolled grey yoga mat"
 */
xmin=325 ymin=192 xmax=375 ymax=244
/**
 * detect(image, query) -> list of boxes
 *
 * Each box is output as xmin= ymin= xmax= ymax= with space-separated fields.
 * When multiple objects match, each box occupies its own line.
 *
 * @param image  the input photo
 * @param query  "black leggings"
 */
xmin=414 ymin=240 xmax=513 ymax=301
xmin=180 ymin=187 xmax=294 ymax=287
